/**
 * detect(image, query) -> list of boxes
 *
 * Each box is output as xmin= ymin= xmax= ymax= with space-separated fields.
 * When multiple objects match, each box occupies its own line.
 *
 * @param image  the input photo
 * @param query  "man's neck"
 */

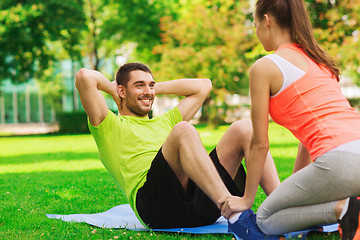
xmin=119 ymin=109 xmax=148 ymax=118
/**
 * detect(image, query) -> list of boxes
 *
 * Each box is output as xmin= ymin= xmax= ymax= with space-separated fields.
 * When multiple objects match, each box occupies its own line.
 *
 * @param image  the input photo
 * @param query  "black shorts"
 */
xmin=135 ymin=147 xmax=246 ymax=228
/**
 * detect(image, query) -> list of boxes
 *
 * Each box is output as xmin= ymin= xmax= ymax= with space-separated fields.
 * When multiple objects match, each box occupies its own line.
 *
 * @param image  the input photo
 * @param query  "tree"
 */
xmin=0 ymin=0 xmax=86 ymax=84
xmin=324 ymin=0 xmax=360 ymax=81
xmin=75 ymin=0 xmax=181 ymax=73
xmin=101 ymin=0 xmax=181 ymax=64
xmin=151 ymin=0 xmax=257 ymax=123
xmin=305 ymin=0 xmax=360 ymax=82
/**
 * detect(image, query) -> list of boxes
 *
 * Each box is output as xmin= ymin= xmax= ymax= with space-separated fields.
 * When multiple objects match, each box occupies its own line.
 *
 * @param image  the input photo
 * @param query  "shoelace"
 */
xmin=236 ymin=210 xmax=262 ymax=236
xmin=245 ymin=211 xmax=261 ymax=234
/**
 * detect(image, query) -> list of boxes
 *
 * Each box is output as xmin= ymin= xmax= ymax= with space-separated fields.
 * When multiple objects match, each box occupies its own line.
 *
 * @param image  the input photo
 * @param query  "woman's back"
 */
xmin=268 ymin=44 xmax=360 ymax=160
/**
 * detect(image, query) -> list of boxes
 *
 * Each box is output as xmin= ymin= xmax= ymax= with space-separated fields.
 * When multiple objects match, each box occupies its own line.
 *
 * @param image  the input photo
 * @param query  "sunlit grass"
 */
xmin=0 ymin=135 xmax=96 ymax=156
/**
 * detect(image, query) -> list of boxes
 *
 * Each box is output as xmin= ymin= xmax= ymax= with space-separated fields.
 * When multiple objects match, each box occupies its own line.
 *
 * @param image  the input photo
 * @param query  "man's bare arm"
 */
xmin=75 ymin=68 xmax=121 ymax=126
xmin=155 ymin=79 xmax=212 ymax=122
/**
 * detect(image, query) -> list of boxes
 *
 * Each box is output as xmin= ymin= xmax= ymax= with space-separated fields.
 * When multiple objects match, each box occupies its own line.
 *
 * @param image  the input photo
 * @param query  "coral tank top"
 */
xmin=269 ymin=44 xmax=360 ymax=160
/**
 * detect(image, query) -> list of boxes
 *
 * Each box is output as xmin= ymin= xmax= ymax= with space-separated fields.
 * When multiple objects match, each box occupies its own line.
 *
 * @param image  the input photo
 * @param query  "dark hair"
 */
xmin=255 ymin=0 xmax=340 ymax=81
xmin=116 ymin=62 xmax=153 ymax=86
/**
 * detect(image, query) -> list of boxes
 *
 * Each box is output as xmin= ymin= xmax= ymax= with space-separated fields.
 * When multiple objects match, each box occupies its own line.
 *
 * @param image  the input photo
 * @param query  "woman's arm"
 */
xmin=293 ymin=143 xmax=311 ymax=173
xmin=221 ymin=58 xmax=278 ymax=218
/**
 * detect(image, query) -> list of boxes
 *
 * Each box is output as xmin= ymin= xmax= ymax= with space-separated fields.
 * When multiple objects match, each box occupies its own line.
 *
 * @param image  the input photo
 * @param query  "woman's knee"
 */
xmin=256 ymin=193 xmax=283 ymax=235
xmin=256 ymin=206 xmax=272 ymax=235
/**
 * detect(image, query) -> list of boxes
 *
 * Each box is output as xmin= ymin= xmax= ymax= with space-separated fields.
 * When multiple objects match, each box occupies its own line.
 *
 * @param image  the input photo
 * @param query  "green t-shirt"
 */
xmin=88 ymin=107 xmax=182 ymax=226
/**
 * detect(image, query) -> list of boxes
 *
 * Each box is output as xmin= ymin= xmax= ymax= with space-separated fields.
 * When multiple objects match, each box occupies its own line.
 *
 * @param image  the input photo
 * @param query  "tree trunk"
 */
xmin=199 ymin=97 xmax=210 ymax=123
xmin=87 ymin=0 xmax=99 ymax=70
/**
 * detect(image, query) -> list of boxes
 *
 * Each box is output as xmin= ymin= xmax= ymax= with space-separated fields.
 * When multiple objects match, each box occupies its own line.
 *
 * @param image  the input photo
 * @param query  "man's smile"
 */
xmin=138 ymin=96 xmax=153 ymax=106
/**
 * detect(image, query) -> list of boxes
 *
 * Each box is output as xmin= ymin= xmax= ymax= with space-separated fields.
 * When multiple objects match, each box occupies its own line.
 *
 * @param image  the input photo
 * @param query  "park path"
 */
xmin=0 ymin=123 xmax=59 ymax=136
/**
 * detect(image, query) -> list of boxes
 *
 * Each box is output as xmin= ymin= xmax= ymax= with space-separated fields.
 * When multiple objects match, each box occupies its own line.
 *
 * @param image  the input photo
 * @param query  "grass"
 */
xmin=0 ymin=123 xmax=339 ymax=239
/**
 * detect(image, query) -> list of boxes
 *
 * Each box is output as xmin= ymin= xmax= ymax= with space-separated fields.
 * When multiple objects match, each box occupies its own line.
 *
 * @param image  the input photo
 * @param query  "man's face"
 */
xmin=121 ymin=70 xmax=155 ymax=117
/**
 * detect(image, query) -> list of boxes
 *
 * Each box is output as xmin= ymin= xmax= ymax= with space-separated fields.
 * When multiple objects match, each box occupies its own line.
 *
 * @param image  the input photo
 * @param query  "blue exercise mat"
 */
xmin=46 ymin=204 xmax=338 ymax=239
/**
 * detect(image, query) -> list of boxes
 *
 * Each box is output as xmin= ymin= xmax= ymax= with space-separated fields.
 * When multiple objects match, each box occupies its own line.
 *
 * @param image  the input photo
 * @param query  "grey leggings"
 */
xmin=257 ymin=151 xmax=360 ymax=235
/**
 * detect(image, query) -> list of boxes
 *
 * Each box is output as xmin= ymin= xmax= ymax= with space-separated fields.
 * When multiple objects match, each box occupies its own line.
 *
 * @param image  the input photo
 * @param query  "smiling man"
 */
xmin=116 ymin=66 xmax=155 ymax=117
xmin=75 ymin=62 xmax=279 ymax=229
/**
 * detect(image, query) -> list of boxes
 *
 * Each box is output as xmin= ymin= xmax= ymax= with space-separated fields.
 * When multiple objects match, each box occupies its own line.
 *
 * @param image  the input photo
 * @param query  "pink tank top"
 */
xmin=269 ymin=44 xmax=360 ymax=160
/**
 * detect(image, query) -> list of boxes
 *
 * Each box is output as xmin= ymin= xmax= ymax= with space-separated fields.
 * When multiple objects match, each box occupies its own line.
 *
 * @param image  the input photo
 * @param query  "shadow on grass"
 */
xmin=0 ymin=152 xmax=99 ymax=165
xmin=270 ymin=142 xmax=299 ymax=149
xmin=0 ymin=132 xmax=91 ymax=138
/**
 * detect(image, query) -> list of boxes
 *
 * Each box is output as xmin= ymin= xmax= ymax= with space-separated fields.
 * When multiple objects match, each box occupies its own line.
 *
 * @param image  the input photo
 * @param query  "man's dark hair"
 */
xmin=116 ymin=62 xmax=153 ymax=87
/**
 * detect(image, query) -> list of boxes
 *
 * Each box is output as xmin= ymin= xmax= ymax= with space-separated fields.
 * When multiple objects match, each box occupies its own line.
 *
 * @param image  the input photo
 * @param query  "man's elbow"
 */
xmin=75 ymin=68 xmax=91 ymax=90
xmin=75 ymin=68 xmax=89 ymax=81
xmin=202 ymin=78 xmax=212 ymax=95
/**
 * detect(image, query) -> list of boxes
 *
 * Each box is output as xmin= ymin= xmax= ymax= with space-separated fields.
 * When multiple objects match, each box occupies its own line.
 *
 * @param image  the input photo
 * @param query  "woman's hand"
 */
xmin=221 ymin=195 xmax=252 ymax=219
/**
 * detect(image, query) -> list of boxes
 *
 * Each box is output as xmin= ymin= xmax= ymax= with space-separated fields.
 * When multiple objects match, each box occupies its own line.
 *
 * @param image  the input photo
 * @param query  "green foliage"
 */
xmin=79 ymin=0 xmax=180 ymax=71
xmin=153 ymin=1 xmax=255 ymax=92
xmin=0 ymin=0 xmax=86 ymax=83
xmin=43 ymin=99 xmax=54 ymax=123
xmin=150 ymin=0 xmax=360 ymax=122
xmin=57 ymin=111 xmax=89 ymax=134
xmin=106 ymin=0 xmax=180 ymax=52
xmin=30 ymin=92 xmax=39 ymax=122
xmin=305 ymin=0 xmax=360 ymax=81
xmin=37 ymin=65 xmax=66 ymax=112
xmin=152 ymin=0 xmax=257 ymax=123
xmin=0 ymin=0 xmax=181 ymax=83
xmin=4 ymin=92 xmax=13 ymax=123
xmin=1 ymin=0 xmax=360 ymax=121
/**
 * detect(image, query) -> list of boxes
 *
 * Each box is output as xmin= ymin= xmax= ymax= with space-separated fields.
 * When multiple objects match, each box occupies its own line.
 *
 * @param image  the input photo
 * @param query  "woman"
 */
xmin=221 ymin=0 xmax=360 ymax=239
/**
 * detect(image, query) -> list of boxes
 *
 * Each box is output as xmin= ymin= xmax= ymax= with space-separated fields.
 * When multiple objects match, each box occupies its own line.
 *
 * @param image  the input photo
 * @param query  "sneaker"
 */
xmin=228 ymin=209 xmax=283 ymax=240
xmin=338 ymin=196 xmax=360 ymax=240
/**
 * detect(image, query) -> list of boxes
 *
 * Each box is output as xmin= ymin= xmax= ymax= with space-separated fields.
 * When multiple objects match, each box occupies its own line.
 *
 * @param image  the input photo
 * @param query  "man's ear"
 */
xmin=118 ymin=85 xmax=126 ymax=98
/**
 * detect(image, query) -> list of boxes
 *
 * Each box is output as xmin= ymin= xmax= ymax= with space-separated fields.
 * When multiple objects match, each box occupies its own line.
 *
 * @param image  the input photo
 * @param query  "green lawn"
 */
xmin=0 ymin=123 xmax=339 ymax=239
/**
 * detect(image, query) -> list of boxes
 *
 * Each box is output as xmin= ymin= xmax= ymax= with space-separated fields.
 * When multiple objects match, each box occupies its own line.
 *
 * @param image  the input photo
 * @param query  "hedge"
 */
xmin=57 ymin=111 xmax=89 ymax=134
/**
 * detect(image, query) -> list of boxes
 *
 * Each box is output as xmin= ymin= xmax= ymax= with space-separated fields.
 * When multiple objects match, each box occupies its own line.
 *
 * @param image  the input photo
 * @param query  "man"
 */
xmin=75 ymin=62 xmax=279 ymax=228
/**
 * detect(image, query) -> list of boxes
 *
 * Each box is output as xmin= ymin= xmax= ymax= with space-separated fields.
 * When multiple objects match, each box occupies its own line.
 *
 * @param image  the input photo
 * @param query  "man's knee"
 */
xmin=172 ymin=121 xmax=199 ymax=141
xmin=230 ymin=119 xmax=253 ymax=140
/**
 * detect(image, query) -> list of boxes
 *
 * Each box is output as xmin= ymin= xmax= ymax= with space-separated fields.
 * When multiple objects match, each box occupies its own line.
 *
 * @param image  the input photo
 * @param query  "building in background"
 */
xmin=0 ymin=79 xmax=55 ymax=124
xmin=0 ymin=58 xmax=119 ymax=125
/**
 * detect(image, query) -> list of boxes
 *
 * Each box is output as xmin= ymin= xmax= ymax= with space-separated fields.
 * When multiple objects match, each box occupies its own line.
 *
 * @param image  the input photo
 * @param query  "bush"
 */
xmin=57 ymin=111 xmax=89 ymax=134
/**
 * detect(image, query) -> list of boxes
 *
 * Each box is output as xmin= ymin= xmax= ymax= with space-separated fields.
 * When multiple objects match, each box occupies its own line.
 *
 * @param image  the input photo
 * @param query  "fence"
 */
xmin=0 ymin=80 xmax=56 ymax=124
xmin=0 ymin=58 xmax=121 ymax=125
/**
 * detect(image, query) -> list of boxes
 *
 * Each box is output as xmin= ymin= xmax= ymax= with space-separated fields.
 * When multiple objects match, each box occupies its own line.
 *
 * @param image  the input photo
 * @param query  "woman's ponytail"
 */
xmin=256 ymin=0 xmax=340 ymax=81
xmin=288 ymin=0 xmax=340 ymax=81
